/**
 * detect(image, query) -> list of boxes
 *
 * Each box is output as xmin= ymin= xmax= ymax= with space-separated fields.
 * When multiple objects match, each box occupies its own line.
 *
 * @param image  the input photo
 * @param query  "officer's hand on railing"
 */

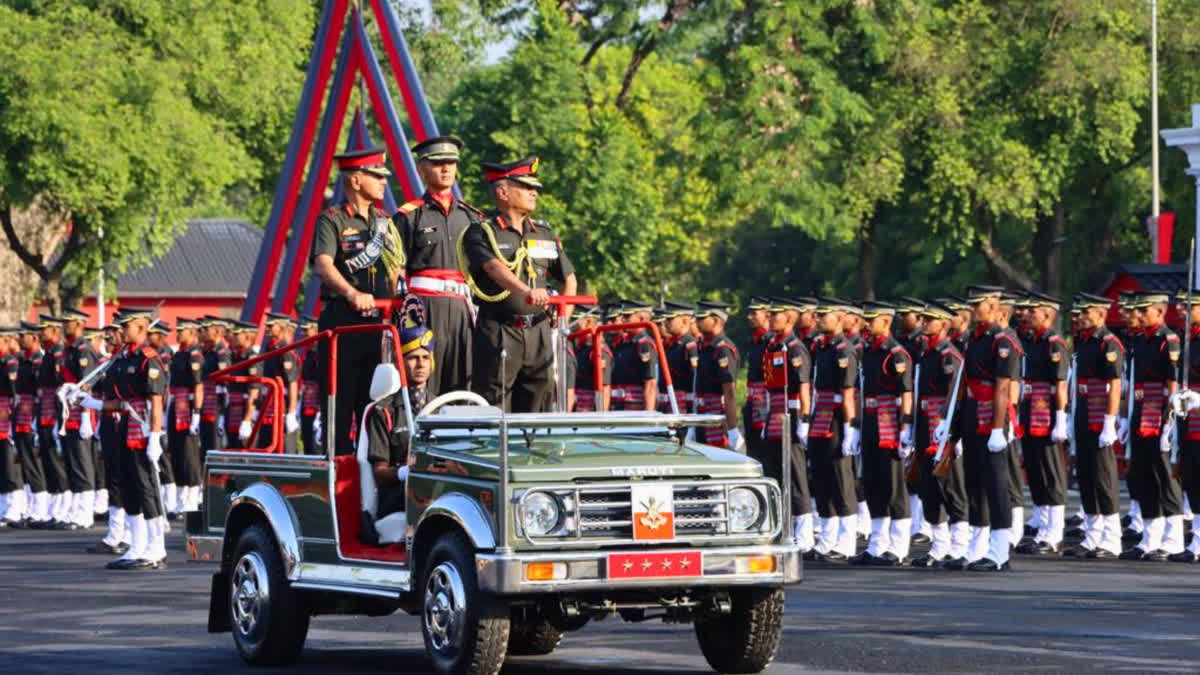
xmin=986 ymin=428 xmax=1008 ymax=453
xmin=526 ymin=288 xmax=550 ymax=308
xmin=1050 ymin=410 xmax=1069 ymax=442
xmin=1099 ymin=414 xmax=1118 ymax=447
xmin=348 ymin=290 xmax=376 ymax=313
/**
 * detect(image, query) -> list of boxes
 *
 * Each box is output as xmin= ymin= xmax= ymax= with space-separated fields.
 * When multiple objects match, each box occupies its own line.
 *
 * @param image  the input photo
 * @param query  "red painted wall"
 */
xmin=29 ymin=297 xmax=247 ymax=332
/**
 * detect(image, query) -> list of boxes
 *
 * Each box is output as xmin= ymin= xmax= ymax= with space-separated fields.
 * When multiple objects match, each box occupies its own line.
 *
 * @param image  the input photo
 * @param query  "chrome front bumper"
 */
xmin=475 ymin=543 xmax=802 ymax=594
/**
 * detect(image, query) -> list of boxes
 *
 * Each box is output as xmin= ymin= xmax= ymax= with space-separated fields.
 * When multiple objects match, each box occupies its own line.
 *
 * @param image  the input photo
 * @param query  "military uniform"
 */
xmin=910 ymin=307 xmax=969 ymax=567
xmin=573 ymin=329 xmax=613 ymax=412
xmin=166 ymin=330 xmax=204 ymax=512
xmin=311 ymin=147 xmax=398 ymax=454
xmin=856 ymin=310 xmax=915 ymax=565
xmin=15 ymin=334 xmax=48 ymax=524
xmin=1123 ymin=304 xmax=1185 ymax=559
xmin=960 ymin=286 xmax=1022 ymax=570
xmin=462 ymin=159 xmax=574 ymax=412
xmin=0 ymin=335 xmax=24 ymax=525
xmin=610 ymin=306 xmax=659 ymax=412
xmin=759 ymin=313 xmax=812 ymax=548
xmin=299 ymin=333 xmax=322 ymax=454
xmin=107 ymin=322 xmax=168 ymax=569
xmin=393 ymin=139 xmax=480 ymax=397
xmin=225 ymin=332 xmax=260 ymax=446
xmin=743 ymin=298 xmax=773 ymax=460
xmin=660 ymin=303 xmax=699 ymax=415
xmin=695 ymin=304 xmax=739 ymax=448
xmin=35 ymin=325 xmax=70 ymax=525
xmin=257 ymin=331 xmax=300 ymax=453
xmin=1067 ymin=294 xmax=1124 ymax=558
xmin=61 ymin=326 xmax=100 ymax=528
xmin=1015 ymin=304 xmax=1071 ymax=554
xmin=199 ymin=324 xmax=232 ymax=452
xmin=91 ymin=350 xmax=130 ymax=554
xmin=1173 ymin=306 xmax=1200 ymax=561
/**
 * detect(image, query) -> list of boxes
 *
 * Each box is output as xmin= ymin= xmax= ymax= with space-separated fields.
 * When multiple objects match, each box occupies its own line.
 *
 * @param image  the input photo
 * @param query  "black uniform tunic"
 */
xmin=15 ymin=349 xmax=44 ymax=495
xmin=0 ymin=351 xmax=21 ymax=495
xmin=1128 ymin=323 xmax=1182 ymax=520
xmin=1073 ymin=327 xmax=1124 ymax=516
xmin=760 ymin=331 xmax=811 ymax=515
xmin=572 ymin=336 xmax=612 ymax=412
xmin=808 ymin=334 xmax=858 ymax=519
xmin=1018 ymin=329 xmax=1070 ymax=508
xmin=61 ymin=336 xmax=100 ymax=494
xmin=36 ymin=340 xmax=67 ymax=497
xmin=660 ymin=333 xmax=698 ymax=414
xmin=366 ymin=388 xmax=422 ymax=519
xmin=914 ymin=335 xmax=966 ymax=525
xmin=610 ymin=330 xmax=658 ymax=411
xmin=110 ymin=342 xmax=166 ymax=518
xmin=257 ymin=338 xmax=299 ymax=453
xmin=199 ymin=342 xmax=232 ymax=452
xmin=394 ymin=194 xmax=481 ymax=397
xmin=961 ymin=324 xmax=1021 ymax=529
xmin=462 ymin=214 xmax=574 ymax=412
xmin=860 ymin=335 xmax=913 ymax=518
xmin=168 ymin=342 xmax=205 ymax=488
xmin=312 ymin=201 xmax=395 ymax=454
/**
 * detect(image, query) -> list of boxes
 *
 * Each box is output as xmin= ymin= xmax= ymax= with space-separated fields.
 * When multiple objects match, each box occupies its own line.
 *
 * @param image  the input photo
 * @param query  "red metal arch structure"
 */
xmin=242 ymin=0 xmax=451 ymax=323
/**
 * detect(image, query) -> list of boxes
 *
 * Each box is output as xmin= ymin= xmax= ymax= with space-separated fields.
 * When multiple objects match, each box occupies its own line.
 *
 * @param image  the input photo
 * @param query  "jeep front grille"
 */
xmin=516 ymin=479 xmax=781 ymax=548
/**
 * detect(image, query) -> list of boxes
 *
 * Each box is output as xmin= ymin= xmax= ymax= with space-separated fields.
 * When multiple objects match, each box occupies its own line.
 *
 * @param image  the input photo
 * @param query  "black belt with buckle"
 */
xmin=482 ymin=308 xmax=549 ymax=329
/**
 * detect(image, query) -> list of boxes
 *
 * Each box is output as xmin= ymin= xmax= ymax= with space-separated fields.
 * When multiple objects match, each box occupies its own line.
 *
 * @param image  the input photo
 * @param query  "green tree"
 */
xmin=0 ymin=0 xmax=314 ymax=312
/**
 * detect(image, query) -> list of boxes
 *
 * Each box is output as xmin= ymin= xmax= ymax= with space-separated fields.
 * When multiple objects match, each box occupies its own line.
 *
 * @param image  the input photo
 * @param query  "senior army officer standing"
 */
xmin=461 ymin=157 xmax=578 ymax=412
xmin=310 ymin=147 xmax=404 ymax=454
xmin=393 ymin=136 xmax=480 ymax=396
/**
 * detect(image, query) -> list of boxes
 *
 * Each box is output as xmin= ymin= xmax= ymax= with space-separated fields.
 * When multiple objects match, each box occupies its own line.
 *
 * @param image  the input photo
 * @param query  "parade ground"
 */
xmin=2 ymin=523 xmax=1197 ymax=675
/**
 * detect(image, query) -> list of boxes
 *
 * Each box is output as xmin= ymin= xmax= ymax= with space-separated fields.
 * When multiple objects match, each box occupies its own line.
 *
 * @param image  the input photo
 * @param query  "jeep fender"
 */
xmin=413 ymin=492 xmax=497 ymax=553
xmin=224 ymin=482 xmax=302 ymax=580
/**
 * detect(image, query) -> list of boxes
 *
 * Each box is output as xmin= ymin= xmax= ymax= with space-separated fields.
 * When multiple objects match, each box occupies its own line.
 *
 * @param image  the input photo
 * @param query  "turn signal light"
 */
xmin=525 ymin=562 xmax=568 ymax=581
xmin=738 ymin=555 xmax=776 ymax=574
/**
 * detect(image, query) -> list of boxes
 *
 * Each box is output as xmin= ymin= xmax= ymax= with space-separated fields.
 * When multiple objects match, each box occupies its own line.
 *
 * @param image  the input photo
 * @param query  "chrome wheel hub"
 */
xmin=231 ymin=552 xmax=270 ymax=640
xmin=424 ymin=561 xmax=467 ymax=652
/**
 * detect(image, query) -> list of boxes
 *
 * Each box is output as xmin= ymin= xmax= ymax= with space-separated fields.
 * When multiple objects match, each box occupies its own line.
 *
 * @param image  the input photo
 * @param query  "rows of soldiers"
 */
xmin=0 ymin=310 xmax=323 ymax=570
xmin=561 ymin=287 xmax=1200 ymax=570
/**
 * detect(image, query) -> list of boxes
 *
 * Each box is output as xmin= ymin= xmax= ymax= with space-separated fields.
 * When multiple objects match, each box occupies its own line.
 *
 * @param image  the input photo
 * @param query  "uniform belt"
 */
xmin=481 ymin=308 xmax=549 ymax=329
xmin=410 ymin=272 xmax=470 ymax=297
xmin=864 ymin=396 xmax=900 ymax=409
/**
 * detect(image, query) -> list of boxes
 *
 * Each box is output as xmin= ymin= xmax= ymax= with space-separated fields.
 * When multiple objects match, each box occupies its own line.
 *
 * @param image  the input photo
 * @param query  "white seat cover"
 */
xmin=356 ymin=364 xmax=404 ymax=519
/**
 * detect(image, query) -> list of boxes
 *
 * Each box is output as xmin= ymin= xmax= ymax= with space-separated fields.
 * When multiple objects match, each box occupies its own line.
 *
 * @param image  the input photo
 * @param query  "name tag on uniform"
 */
xmin=526 ymin=239 xmax=558 ymax=260
xmin=772 ymin=356 xmax=785 ymax=366
xmin=498 ymin=243 xmax=514 ymax=251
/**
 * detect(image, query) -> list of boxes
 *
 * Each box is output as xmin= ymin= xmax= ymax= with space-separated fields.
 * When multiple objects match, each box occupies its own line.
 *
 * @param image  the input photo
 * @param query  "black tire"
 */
xmin=421 ymin=530 xmax=509 ymax=675
xmin=694 ymin=587 xmax=784 ymax=674
xmin=507 ymin=618 xmax=563 ymax=656
xmin=229 ymin=524 xmax=310 ymax=666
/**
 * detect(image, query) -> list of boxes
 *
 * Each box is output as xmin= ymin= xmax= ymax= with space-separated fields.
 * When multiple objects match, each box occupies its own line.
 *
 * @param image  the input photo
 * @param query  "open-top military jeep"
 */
xmin=188 ymin=319 xmax=801 ymax=675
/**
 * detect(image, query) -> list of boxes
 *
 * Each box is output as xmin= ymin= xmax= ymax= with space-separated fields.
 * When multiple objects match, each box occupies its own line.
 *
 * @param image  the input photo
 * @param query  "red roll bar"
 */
xmin=590 ymin=321 xmax=678 ymax=414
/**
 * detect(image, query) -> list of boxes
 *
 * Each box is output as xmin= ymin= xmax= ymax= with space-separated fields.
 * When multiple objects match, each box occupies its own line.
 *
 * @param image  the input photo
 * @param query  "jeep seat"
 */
xmin=354 ymin=363 xmax=408 ymax=546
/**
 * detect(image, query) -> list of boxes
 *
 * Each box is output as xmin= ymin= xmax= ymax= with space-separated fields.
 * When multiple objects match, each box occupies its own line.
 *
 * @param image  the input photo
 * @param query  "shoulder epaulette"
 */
xmin=459 ymin=200 xmax=485 ymax=218
xmin=141 ymin=347 xmax=157 ymax=359
xmin=397 ymin=199 xmax=423 ymax=215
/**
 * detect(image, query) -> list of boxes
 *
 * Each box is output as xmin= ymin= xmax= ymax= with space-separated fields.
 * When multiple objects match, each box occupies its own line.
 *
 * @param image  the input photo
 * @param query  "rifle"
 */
xmin=932 ymin=356 xmax=966 ymax=477
xmin=1122 ymin=354 xmax=1135 ymax=460
xmin=1067 ymin=355 xmax=1077 ymax=458
xmin=905 ymin=363 xmax=921 ymax=485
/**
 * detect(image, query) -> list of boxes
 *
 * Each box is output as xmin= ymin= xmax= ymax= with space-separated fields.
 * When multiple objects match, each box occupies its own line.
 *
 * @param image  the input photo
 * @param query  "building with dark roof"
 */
xmin=1098 ymin=263 xmax=1189 ymax=327
xmin=31 ymin=219 xmax=271 ymax=328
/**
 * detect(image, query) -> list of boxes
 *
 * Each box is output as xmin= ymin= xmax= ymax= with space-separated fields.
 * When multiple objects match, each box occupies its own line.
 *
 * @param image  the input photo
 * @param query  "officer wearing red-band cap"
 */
xmin=460 ymin=156 xmax=578 ymax=412
xmin=310 ymin=146 xmax=403 ymax=454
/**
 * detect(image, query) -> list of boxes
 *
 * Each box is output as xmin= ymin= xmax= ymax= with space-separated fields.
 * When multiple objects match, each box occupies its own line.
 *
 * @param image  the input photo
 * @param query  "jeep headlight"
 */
xmin=728 ymin=487 xmax=762 ymax=532
xmin=522 ymin=491 xmax=561 ymax=536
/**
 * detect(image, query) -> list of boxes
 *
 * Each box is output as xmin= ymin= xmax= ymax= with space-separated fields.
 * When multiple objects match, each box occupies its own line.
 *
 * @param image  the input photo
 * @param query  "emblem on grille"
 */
xmin=638 ymin=496 xmax=670 ymax=531
xmin=632 ymin=484 xmax=674 ymax=541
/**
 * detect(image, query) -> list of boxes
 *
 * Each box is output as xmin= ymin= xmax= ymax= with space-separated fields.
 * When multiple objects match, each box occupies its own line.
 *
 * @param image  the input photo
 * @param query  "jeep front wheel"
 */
xmin=421 ymin=531 xmax=510 ymax=675
xmin=694 ymin=587 xmax=784 ymax=674
xmin=229 ymin=524 xmax=310 ymax=665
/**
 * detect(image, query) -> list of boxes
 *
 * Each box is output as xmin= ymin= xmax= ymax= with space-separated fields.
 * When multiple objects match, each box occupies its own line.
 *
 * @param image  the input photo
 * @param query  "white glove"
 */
xmin=396 ymin=465 xmax=410 ymax=482
xmin=60 ymin=383 xmax=81 ymax=403
xmin=189 ymin=411 xmax=200 ymax=436
xmin=726 ymin=428 xmax=745 ymax=452
xmin=841 ymin=423 xmax=860 ymax=457
xmin=285 ymin=411 xmax=300 ymax=434
xmin=53 ymin=433 xmax=63 ymax=456
xmin=1116 ymin=416 xmax=1130 ymax=446
xmin=78 ymin=394 xmax=104 ymax=411
xmin=1172 ymin=390 xmax=1200 ymax=416
xmin=1050 ymin=410 xmax=1069 ymax=442
xmin=899 ymin=423 xmax=914 ymax=449
xmin=933 ymin=419 xmax=951 ymax=445
xmin=954 ymin=439 xmax=964 ymax=458
xmin=32 ymin=425 xmax=39 ymax=447
xmin=1160 ymin=424 xmax=1173 ymax=453
xmin=683 ymin=426 xmax=695 ymax=443
xmin=1099 ymin=414 xmax=1118 ymax=447
xmin=147 ymin=431 xmax=164 ymax=464
xmin=986 ymin=428 xmax=1008 ymax=453
xmin=796 ymin=418 xmax=810 ymax=443
xmin=313 ymin=414 xmax=324 ymax=447
xmin=238 ymin=419 xmax=254 ymax=443
xmin=79 ymin=411 xmax=94 ymax=440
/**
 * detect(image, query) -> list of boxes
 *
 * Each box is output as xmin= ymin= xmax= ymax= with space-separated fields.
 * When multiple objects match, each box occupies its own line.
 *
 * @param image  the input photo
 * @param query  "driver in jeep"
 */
xmin=366 ymin=323 xmax=434 ymax=527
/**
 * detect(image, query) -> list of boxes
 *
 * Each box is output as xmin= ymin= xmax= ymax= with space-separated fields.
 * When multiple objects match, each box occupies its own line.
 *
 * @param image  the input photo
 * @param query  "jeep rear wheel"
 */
xmin=694 ymin=587 xmax=784 ymax=674
xmin=507 ymin=618 xmax=563 ymax=656
xmin=421 ymin=531 xmax=509 ymax=675
xmin=229 ymin=524 xmax=310 ymax=665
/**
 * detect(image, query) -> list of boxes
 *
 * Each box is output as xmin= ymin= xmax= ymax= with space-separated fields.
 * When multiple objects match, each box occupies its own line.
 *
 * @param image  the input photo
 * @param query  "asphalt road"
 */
xmin=1 ymin=525 xmax=1198 ymax=674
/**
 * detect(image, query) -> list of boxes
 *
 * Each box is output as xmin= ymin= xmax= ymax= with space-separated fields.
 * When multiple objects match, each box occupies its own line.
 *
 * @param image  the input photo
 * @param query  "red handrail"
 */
xmin=590 ymin=321 xmax=677 ymax=413
xmin=213 ymin=375 xmax=282 ymax=453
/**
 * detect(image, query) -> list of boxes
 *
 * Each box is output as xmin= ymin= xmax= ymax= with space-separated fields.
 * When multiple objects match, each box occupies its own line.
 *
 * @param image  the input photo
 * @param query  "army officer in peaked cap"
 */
xmin=461 ymin=156 xmax=577 ymax=413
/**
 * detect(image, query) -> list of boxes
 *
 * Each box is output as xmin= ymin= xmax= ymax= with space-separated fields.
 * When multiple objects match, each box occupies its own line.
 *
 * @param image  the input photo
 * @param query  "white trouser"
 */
xmin=835 ymin=515 xmax=859 ymax=556
xmin=949 ymin=521 xmax=970 ymax=559
xmin=1098 ymin=514 xmax=1122 ymax=555
xmin=866 ymin=518 xmax=891 ymax=557
xmin=1137 ymin=517 xmax=1165 ymax=552
xmin=987 ymin=529 xmax=1011 ymax=565
xmin=967 ymin=526 xmax=990 ymax=562
xmin=927 ymin=521 xmax=951 ymax=560
xmin=890 ymin=518 xmax=912 ymax=560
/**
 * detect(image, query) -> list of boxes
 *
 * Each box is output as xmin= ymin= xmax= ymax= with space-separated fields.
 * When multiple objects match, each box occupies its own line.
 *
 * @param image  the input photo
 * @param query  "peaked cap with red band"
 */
xmin=482 ymin=156 xmax=543 ymax=188
xmin=334 ymin=146 xmax=391 ymax=177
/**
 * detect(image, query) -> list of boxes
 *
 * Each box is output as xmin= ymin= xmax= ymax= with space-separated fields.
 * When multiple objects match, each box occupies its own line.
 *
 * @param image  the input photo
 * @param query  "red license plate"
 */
xmin=608 ymin=551 xmax=702 ymax=579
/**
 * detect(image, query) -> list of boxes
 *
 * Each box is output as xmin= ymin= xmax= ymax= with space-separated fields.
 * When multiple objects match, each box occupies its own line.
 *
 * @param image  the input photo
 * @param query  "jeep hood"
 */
xmin=421 ymin=434 xmax=762 ymax=483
